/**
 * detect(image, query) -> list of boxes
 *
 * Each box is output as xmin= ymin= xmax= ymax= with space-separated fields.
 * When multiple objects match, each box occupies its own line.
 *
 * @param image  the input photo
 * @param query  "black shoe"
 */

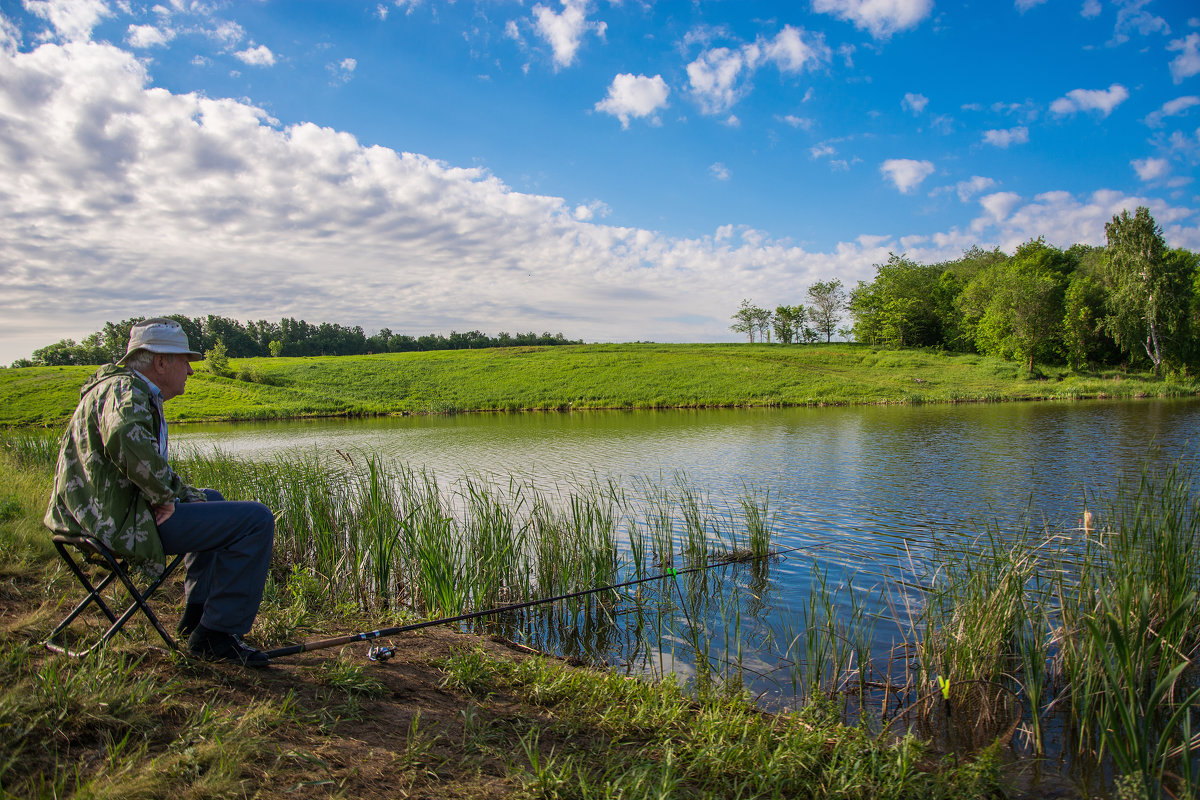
xmin=177 ymin=602 xmax=205 ymax=638
xmin=187 ymin=624 xmax=270 ymax=668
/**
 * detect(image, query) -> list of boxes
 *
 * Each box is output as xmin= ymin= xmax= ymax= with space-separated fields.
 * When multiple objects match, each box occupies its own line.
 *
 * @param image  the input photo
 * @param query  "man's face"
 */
xmin=150 ymin=353 xmax=193 ymax=401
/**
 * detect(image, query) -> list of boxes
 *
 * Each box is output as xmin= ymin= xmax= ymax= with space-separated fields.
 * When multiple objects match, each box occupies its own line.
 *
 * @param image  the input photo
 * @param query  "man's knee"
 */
xmin=203 ymin=488 xmax=226 ymax=502
xmin=248 ymin=502 xmax=275 ymax=543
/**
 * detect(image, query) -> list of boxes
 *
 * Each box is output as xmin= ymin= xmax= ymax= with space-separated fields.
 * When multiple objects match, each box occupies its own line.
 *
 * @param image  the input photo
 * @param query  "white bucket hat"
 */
xmin=117 ymin=318 xmax=203 ymax=365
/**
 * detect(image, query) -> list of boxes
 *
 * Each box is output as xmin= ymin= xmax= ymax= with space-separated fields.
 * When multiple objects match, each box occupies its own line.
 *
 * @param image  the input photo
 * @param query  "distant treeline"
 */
xmin=14 ymin=316 xmax=583 ymax=367
xmin=738 ymin=207 xmax=1200 ymax=374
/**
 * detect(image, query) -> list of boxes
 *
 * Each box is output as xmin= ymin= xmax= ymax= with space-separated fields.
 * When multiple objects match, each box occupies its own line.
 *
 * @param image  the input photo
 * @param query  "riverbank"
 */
xmin=0 ymin=446 xmax=1010 ymax=799
xmin=2 ymin=342 xmax=1195 ymax=426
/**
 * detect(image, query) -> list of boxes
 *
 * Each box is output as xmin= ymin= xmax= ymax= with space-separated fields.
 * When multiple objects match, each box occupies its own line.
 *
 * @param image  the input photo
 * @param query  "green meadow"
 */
xmin=2 ymin=342 xmax=1195 ymax=426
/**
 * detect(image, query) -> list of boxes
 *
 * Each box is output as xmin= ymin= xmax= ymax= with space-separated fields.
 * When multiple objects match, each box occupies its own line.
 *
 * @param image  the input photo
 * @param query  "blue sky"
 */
xmin=1 ymin=0 xmax=1198 ymax=363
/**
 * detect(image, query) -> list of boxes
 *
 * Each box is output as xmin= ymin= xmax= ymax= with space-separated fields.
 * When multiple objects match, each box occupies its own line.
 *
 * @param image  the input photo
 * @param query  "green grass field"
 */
xmin=1 ymin=343 xmax=1195 ymax=426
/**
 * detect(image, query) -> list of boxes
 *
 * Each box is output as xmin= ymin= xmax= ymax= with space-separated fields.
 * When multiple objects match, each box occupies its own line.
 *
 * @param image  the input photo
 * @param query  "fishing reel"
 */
xmin=367 ymin=645 xmax=397 ymax=662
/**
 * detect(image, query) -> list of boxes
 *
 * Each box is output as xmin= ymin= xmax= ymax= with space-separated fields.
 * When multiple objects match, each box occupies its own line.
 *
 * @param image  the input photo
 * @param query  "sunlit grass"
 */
xmin=3 ymin=342 xmax=1194 ymax=425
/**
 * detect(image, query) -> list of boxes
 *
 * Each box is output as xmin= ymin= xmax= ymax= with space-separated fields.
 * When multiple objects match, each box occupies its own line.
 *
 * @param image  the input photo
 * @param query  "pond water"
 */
xmin=174 ymin=397 xmax=1199 ymax=568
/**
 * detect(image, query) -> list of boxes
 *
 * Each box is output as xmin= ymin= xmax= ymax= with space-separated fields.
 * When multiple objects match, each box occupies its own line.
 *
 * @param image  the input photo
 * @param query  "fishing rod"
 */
xmin=263 ymin=541 xmax=821 ymax=661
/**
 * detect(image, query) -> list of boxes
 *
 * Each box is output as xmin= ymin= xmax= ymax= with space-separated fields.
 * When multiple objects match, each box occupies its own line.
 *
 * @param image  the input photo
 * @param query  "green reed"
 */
xmin=894 ymin=462 xmax=1200 ymax=798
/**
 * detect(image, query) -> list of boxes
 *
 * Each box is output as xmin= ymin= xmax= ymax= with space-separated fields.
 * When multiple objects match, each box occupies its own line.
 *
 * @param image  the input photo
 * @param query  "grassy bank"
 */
xmin=0 ymin=437 xmax=1012 ymax=799
xmin=3 ymin=343 xmax=1197 ymax=425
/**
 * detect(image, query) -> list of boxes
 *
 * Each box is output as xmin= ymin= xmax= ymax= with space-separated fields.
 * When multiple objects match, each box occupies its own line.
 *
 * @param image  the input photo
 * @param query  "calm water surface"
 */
xmin=175 ymin=398 xmax=1199 ymax=562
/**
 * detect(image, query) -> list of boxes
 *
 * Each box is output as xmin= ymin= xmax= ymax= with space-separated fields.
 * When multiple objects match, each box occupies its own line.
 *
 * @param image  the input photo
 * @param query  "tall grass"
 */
xmin=894 ymin=463 xmax=1200 ymax=799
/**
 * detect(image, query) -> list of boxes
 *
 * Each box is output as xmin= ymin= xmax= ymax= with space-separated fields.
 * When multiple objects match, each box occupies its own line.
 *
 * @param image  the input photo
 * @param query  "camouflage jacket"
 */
xmin=44 ymin=364 xmax=206 ymax=569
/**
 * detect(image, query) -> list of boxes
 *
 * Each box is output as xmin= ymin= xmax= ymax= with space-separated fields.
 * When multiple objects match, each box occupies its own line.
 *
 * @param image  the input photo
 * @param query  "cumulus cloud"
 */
xmin=686 ymin=26 xmax=828 ymax=115
xmin=902 ymin=92 xmax=928 ymax=114
xmin=687 ymin=46 xmax=752 ymax=115
xmin=762 ymin=25 xmax=829 ymax=72
xmin=594 ymin=73 xmax=669 ymax=128
xmin=1015 ymin=0 xmax=1048 ymax=12
xmin=23 ymin=0 xmax=111 ymax=42
xmin=1169 ymin=33 xmax=1200 ymax=84
xmin=234 ymin=43 xmax=275 ymax=66
xmin=0 ymin=37 xmax=907 ymax=361
xmin=1081 ymin=0 xmax=1101 ymax=18
xmin=983 ymin=126 xmax=1029 ymax=148
xmin=1049 ymin=84 xmax=1130 ymax=117
xmin=709 ymin=162 xmax=731 ymax=181
xmin=956 ymin=176 xmax=997 ymax=202
xmin=810 ymin=0 xmax=933 ymax=39
xmin=533 ymin=0 xmax=606 ymax=69
xmin=971 ymin=189 xmax=1198 ymax=252
xmin=1145 ymin=95 xmax=1200 ymax=127
xmin=1132 ymin=157 xmax=1170 ymax=181
xmin=880 ymin=158 xmax=935 ymax=193
xmin=126 ymin=24 xmax=174 ymax=49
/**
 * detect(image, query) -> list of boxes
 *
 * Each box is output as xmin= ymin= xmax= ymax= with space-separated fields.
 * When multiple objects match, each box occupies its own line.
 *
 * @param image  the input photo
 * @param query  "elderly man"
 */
xmin=45 ymin=318 xmax=274 ymax=667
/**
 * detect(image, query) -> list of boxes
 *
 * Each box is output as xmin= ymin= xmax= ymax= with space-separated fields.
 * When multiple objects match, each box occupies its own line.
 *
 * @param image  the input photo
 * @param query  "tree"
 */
xmin=1062 ymin=273 xmax=1115 ymax=371
xmin=751 ymin=306 xmax=774 ymax=344
xmin=807 ymin=279 xmax=847 ymax=343
xmin=956 ymin=239 xmax=1071 ymax=372
xmin=730 ymin=299 xmax=765 ymax=343
xmin=773 ymin=305 xmax=806 ymax=344
xmin=205 ymin=338 xmax=231 ymax=376
xmin=1103 ymin=207 xmax=1192 ymax=374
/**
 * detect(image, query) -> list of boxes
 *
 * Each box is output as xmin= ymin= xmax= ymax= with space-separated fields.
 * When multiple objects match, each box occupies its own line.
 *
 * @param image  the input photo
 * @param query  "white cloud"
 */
xmin=594 ymin=73 xmax=669 ymax=128
xmin=1049 ymin=84 xmax=1130 ymax=116
xmin=686 ymin=27 xmax=828 ymax=115
xmin=983 ymin=126 xmax=1029 ymax=148
xmin=762 ymin=25 xmax=829 ymax=73
xmin=1 ymin=13 xmax=21 ymax=52
xmin=1132 ymin=157 xmax=1170 ymax=181
xmin=327 ymin=57 xmax=357 ymax=86
xmin=902 ymin=92 xmax=928 ymax=114
xmin=1112 ymin=0 xmax=1169 ymax=44
xmin=1016 ymin=0 xmax=1048 ymax=12
xmin=978 ymin=191 xmax=1022 ymax=224
xmin=956 ymin=176 xmax=997 ymax=202
xmin=126 ymin=23 xmax=174 ymax=49
xmin=1081 ymin=0 xmax=1101 ymax=18
xmin=24 ymin=0 xmax=112 ymax=41
xmin=810 ymin=143 xmax=835 ymax=159
xmin=533 ymin=0 xmax=606 ymax=69
xmin=687 ymin=46 xmax=753 ymax=115
xmin=709 ymin=162 xmax=731 ymax=181
xmin=971 ymin=189 xmax=1198 ymax=252
xmin=208 ymin=20 xmax=245 ymax=48
xmin=1145 ymin=96 xmax=1200 ymax=127
xmin=880 ymin=158 xmax=935 ymax=193
xmin=390 ymin=0 xmax=422 ymax=15
xmin=1169 ymin=33 xmax=1200 ymax=84
xmin=779 ymin=114 xmax=814 ymax=130
xmin=234 ymin=44 xmax=275 ymax=67
xmin=810 ymin=0 xmax=933 ymax=39
xmin=572 ymin=200 xmax=610 ymax=221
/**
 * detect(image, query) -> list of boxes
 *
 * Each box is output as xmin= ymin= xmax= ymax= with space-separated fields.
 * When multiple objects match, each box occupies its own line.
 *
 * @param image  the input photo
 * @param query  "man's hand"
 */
xmin=153 ymin=503 xmax=176 ymax=525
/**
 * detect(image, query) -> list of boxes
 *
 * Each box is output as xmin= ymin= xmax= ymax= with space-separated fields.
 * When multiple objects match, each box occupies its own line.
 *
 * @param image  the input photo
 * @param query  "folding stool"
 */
xmin=45 ymin=534 xmax=186 ymax=657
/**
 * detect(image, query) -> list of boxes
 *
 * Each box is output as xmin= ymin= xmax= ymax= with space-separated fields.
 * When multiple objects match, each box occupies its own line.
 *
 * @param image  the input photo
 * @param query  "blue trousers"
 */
xmin=156 ymin=489 xmax=274 ymax=635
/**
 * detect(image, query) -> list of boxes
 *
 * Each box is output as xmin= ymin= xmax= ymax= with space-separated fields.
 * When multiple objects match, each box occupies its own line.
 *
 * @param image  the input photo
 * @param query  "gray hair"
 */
xmin=122 ymin=349 xmax=177 ymax=372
